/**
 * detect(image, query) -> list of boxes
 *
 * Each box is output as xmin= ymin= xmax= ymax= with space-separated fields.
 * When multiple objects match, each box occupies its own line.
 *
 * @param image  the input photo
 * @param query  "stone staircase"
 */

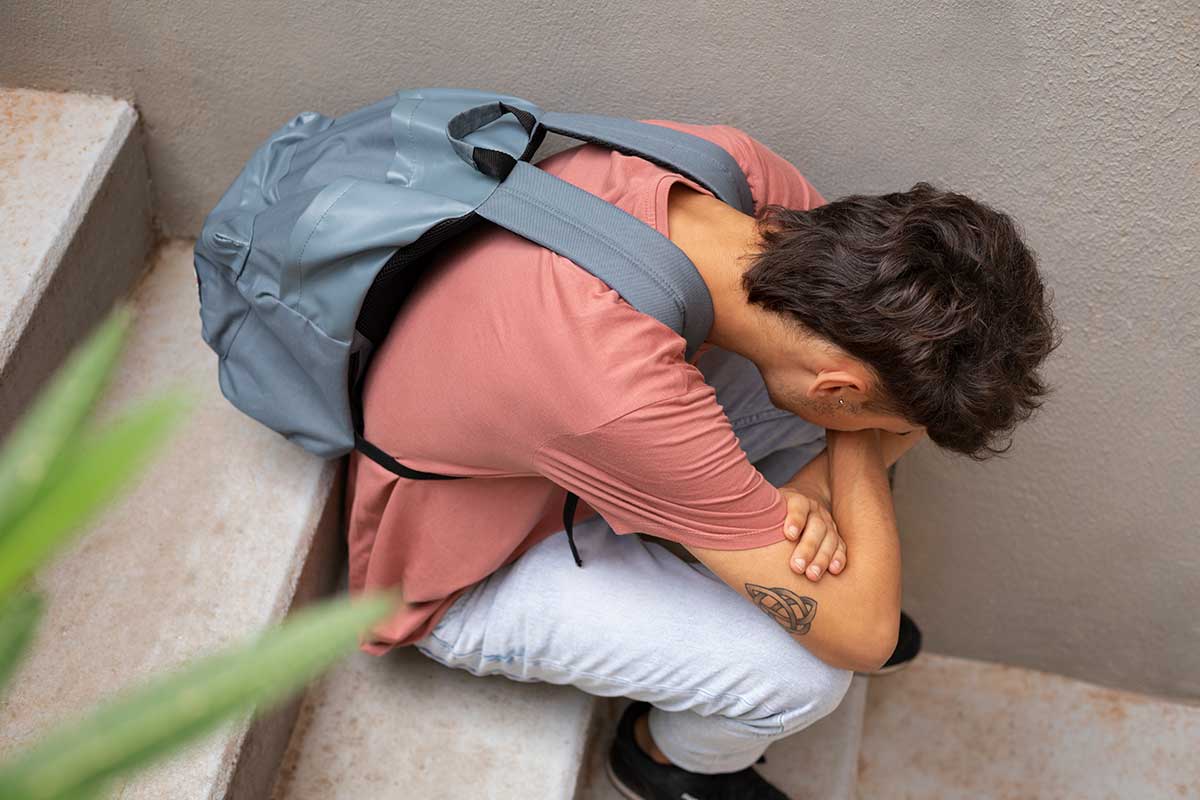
xmin=0 ymin=87 xmax=871 ymax=800
xmin=0 ymin=88 xmax=342 ymax=799
xmin=0 ymin=88 xmax=151 ymax=438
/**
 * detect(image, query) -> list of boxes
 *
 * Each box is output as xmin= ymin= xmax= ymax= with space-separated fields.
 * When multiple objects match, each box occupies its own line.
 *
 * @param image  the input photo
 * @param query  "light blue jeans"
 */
xmin=413 ymin=347 xmax=853 ymax=774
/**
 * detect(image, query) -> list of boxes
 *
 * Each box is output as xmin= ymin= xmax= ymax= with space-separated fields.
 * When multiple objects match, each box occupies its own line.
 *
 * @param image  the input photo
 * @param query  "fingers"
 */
xmin=807 ymin=526 xmax=841 ymax=581
xmin=789 ymin=509 xmax=845 ymax=581
xmin=789 ymin=511 xmax=827 ymax=576
xmin=829 ymin=538 xmax=847 ymax=575
xmin=782 ymin=493 xmax=814 ymax=542
xmin=780 ymin=489 xmax=848 ymax=581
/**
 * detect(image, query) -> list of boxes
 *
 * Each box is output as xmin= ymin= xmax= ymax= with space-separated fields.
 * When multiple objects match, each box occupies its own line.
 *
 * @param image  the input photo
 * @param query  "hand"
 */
xmin=779 ymin=484 xmax=845 ymax=581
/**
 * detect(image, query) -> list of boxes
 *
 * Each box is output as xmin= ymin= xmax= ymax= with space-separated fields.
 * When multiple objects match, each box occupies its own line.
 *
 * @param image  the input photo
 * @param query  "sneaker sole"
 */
xmin=605 ymin=755 xmax=648 ymax=800
xmin=857 ymin=657 xmax=915 ymax=677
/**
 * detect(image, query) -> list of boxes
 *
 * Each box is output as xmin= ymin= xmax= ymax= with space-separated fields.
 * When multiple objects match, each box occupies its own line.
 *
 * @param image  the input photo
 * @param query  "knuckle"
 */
xmin=795 ymin=539 xmax=819 ymax=559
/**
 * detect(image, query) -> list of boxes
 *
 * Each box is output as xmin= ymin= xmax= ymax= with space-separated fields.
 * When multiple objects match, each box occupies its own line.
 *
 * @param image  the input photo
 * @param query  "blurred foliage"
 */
xmin=0 ymin=306 xmax=392 ymax=799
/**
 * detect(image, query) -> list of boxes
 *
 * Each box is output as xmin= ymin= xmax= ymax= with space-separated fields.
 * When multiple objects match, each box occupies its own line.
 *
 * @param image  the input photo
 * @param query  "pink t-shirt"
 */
xmin=345 ymin=120 xmax=826 ymax=652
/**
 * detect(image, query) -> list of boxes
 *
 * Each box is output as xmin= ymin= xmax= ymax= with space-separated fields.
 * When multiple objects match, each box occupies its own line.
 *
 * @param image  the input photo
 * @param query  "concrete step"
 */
xmin=858 ymin=653 xmax=1200 ymax=799
xmin=575 ymin=676 xmax=870 ymax=800
xmin=0 ymin=239 xmax=342 ymax=799
xmin=0 ymin=87 xmax=152 ymax=437
xmin=269 ymin=649 xmax=598 ymax=800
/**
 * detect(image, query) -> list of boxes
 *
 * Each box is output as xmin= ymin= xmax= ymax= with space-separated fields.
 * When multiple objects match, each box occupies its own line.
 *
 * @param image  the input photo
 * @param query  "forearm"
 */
xmin=783 ymin=430 xmax=922 ymax=504
xmin=774 ymin=429 xmax=906 ymax=668
xmin=824 ymin=430 xmax=902 ymax=659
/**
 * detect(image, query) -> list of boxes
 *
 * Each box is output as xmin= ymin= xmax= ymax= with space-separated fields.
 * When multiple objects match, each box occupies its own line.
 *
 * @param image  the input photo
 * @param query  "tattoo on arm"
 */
xmin=745 ymin=583 xmax=818 ymax=635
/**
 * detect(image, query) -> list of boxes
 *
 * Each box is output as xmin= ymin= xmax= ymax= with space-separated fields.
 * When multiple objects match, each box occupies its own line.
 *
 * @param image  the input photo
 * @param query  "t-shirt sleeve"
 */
xmin=640 ymin=119 xmax=827 ymax=212
xmin=532 ymin=364 xmax=789 ymax=551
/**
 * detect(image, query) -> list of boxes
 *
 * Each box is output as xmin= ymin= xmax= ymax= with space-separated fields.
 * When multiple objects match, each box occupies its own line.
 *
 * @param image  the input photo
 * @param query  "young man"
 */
xmin=344 ymin=120 xmax=1057 ymax=799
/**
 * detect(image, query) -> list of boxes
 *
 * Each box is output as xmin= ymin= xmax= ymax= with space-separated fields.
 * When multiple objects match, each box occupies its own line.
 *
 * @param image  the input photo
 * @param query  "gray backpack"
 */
xmin=194 ymin=87 xmax=753 ymax=565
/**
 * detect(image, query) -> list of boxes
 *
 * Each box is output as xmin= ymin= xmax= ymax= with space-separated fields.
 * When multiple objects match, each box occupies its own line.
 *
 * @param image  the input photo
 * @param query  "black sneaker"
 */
xmin=606 ymin=701 xmax=789 ymax=800
xmin=859 ymin=610 xmax=922 ymax=676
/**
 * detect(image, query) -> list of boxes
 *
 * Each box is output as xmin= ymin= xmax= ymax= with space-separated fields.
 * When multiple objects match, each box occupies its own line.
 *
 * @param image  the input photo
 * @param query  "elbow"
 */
xmin=856 ymin=615 xmax=901 ymax=673
xmin=824 ymin=611 xmax=900 ymax=673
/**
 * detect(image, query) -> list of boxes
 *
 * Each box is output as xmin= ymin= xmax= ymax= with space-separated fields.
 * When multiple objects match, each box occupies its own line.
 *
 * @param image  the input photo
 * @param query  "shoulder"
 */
xmin=637 ymin=119 xmax=826 ymax=211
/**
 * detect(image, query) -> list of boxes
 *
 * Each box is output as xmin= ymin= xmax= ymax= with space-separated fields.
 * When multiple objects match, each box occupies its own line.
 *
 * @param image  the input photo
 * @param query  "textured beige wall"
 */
xmin=3 ymin=2 xmax=1197 ymax=699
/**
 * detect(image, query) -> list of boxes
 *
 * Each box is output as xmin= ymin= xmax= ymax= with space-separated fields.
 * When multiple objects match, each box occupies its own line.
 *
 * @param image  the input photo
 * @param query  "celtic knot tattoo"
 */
xmin=745 ymin=583 xmax=818 ymax=635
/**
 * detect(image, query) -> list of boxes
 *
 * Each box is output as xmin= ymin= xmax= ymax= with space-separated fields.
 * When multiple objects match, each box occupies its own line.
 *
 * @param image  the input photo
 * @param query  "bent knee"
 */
xmin=777 ymin=662 xmax=854 ymax=732
xmin=731 ymin=657 xmax=854 ymax=738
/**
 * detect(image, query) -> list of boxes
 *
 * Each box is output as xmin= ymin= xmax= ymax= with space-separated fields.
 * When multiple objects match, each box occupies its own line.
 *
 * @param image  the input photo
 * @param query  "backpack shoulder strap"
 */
xmin=538 ymin=112 xmax=755 ymax=214
xmin=477 ymin=160 xmax=715 ymax=358
xmin=474 ymin=114 xmax=754 ymax=359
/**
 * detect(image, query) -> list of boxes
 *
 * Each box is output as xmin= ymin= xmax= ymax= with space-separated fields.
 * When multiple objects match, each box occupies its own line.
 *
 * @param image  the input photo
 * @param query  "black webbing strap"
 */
xmin=356 ymin=435 xmax=584 ymax=568
xmin=447 ymin=101 xmax=542 ymax=180
xmin=353 ymin=435 xmax=466 ymax=481
xmin=349 ymin=349 xmax=467 ymax=482
xmin=562 ymin=490 xmax=583 ymax=568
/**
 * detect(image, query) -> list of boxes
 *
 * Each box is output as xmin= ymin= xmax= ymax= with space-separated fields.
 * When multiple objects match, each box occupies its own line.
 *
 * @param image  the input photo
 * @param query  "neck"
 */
xmin=667 ymin=187 xmax=771 ymax=359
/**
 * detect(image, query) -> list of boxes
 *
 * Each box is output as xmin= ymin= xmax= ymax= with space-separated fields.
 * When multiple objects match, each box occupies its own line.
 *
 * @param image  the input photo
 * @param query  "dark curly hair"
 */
xmin=743 ymin=183 xmax=1059 ymax=458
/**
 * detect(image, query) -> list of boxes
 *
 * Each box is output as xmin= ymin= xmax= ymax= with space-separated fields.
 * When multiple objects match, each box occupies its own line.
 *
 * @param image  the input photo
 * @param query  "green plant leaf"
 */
xmin=0 ymin=392 xmax=190 ymax=598
xmin=0 ymin=592 xmax=42 ymax=695
xmin=0 ymin=593 xmax=395 ymax=800
xmin=39 ymin=785 xmax=107 ymax=800
xmin=0 ymin=308 xmax=131 ymax=538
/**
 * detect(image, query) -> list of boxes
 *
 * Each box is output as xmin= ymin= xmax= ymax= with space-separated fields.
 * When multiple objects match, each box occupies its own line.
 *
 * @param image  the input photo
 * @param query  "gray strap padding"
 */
xmin=539 ymin=111 xmax=755 ymax=214
xmin=476 ymin=160 xmax=713 ymax=358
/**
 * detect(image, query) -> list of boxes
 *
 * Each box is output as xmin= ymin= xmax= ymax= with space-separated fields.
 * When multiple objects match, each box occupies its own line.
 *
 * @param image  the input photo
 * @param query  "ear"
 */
xmin=807 ymin=368 xmax=870 ymax=400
